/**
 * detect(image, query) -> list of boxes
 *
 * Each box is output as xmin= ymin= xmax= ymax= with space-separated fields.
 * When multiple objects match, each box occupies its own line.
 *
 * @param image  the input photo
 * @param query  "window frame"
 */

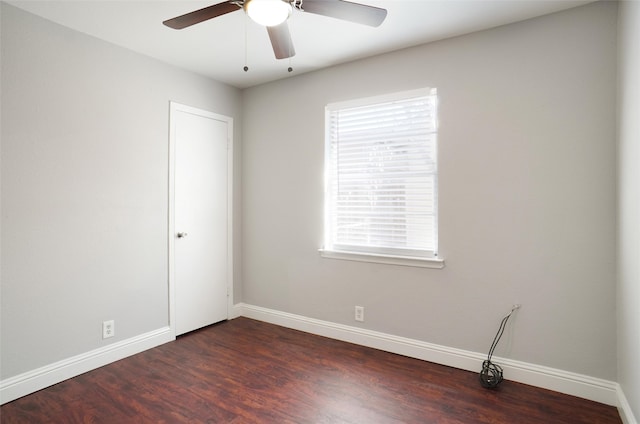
xmin=320 ymin=88 xmax=444 ymax=269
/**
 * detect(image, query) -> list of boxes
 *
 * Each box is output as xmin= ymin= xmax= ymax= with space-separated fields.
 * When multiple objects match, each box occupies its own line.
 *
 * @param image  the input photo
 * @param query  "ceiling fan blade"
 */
xmin=301 ymin=0 xmax=387 ymax=27
xmin=267 ymin=22 xmax=296 ymax=59
xmin=163 ymin=1 xmax=241 ymax=30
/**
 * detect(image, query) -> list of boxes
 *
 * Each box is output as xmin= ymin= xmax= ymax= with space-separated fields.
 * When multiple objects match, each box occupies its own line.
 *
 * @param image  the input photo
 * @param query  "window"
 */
xmin=322 ymin=88 xmax=442 ymax=268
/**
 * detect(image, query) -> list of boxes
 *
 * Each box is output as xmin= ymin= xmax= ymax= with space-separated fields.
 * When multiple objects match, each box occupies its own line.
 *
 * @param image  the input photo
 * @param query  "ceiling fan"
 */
xmin=163 ymin=0 xmax=387 ymax=60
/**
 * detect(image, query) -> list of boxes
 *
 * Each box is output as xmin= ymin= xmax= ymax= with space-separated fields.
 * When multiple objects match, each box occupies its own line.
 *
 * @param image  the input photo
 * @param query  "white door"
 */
xmin=171 ymin=103 xmax=232 ymax=336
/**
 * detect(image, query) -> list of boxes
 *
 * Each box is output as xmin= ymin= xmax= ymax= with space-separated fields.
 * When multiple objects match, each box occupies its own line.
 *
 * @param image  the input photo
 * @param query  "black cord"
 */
xmin=480 ymin=306 xmax=518 ymax=388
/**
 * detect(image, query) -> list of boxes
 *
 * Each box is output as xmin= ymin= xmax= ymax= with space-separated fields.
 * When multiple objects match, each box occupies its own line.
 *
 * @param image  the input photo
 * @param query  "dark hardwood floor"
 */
xmin=1 ymin=317 xmax=621 ymax=423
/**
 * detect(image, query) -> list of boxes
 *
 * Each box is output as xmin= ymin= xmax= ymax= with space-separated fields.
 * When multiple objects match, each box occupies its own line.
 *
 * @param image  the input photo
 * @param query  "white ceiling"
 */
xmin=8 ymin=0 xmax=595 ymax=89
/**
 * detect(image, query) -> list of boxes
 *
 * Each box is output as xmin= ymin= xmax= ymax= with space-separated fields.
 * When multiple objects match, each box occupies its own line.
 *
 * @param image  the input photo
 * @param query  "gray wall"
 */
xmin=0 ymin=3 xmax=242 ymax=378
xmin=242 ymin=1 xmax=618 ymax=380
xmin=617 ymin=0 xmax=640 ymax=419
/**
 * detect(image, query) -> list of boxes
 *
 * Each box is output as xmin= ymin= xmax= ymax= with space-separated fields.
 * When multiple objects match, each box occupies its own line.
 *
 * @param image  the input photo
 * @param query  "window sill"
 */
xmin=318 ymin=249 xmax=445 ymax=269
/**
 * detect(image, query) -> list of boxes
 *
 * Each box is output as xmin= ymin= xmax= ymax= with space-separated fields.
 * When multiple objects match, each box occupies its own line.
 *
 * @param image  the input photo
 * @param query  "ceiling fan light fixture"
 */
xmin=245 ymin=0 xmax=292 ymax=27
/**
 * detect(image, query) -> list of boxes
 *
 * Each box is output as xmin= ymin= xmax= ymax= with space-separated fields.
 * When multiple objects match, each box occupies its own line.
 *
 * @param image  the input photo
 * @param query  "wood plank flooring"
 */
xmin=1 ymin=317 xmax=622 ymax=423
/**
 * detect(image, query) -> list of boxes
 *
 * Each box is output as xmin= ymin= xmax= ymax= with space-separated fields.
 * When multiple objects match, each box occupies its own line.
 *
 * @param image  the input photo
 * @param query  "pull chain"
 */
xmin=243 ymin=13 xmax=249 ymax=72
xmin=287 ymin=5 xmax=294 ymax=73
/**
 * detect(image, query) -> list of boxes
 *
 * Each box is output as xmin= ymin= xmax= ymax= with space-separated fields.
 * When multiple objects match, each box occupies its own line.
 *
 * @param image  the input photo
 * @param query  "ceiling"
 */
xmin=8 ymin=0 xmax=595 ymax=89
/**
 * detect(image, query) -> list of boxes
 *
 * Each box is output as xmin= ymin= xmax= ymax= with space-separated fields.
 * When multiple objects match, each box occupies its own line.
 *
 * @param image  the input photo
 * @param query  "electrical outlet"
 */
xmin=513 ymin=304 xmax=521 ymax=310
xmin=355 ymin=306 xmax=364 ymax=322
xmin=103 ymin=320 xmax=115 ymax=339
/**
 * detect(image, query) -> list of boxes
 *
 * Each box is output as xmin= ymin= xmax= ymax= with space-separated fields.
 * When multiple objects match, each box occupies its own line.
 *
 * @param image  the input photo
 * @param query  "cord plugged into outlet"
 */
xmin=480 ymin=305 xmax=520 ymax=389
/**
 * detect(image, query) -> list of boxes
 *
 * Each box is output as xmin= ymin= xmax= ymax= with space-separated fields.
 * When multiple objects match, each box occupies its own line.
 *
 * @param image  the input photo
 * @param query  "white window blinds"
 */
xmin=325 ymin=88 xmax=438 ymax=258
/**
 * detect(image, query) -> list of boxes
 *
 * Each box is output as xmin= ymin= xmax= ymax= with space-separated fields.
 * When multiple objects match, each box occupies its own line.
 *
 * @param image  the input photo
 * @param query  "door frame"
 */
xmin=168 ymin=101 xmax=234 ymax=338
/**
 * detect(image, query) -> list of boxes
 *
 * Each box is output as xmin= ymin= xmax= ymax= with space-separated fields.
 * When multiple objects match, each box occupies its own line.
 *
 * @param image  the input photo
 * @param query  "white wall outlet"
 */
xmin=355 ymin=306 xmax=364 ymax=322
xmin=102 ymin=320 xmax=115 ymax=339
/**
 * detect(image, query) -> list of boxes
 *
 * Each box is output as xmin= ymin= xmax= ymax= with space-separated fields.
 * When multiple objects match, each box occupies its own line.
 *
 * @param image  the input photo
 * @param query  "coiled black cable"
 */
xmin=480 ymin=306 xmax=519 ymax=388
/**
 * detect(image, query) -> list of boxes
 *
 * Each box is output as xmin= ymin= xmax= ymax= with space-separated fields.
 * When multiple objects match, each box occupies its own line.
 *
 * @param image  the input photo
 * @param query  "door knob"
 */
xmin=177 ymin=232 xmax=188 ymax=238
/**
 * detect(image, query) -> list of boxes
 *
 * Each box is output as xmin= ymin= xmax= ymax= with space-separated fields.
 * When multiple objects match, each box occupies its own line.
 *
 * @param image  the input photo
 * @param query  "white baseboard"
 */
xmin=618 ymin=385 xmax=639 ymax=424
xmin=0 ymin=326 xmax=174 ymax=405
xmin=234 ymin=303 xmax=622 ymax=409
